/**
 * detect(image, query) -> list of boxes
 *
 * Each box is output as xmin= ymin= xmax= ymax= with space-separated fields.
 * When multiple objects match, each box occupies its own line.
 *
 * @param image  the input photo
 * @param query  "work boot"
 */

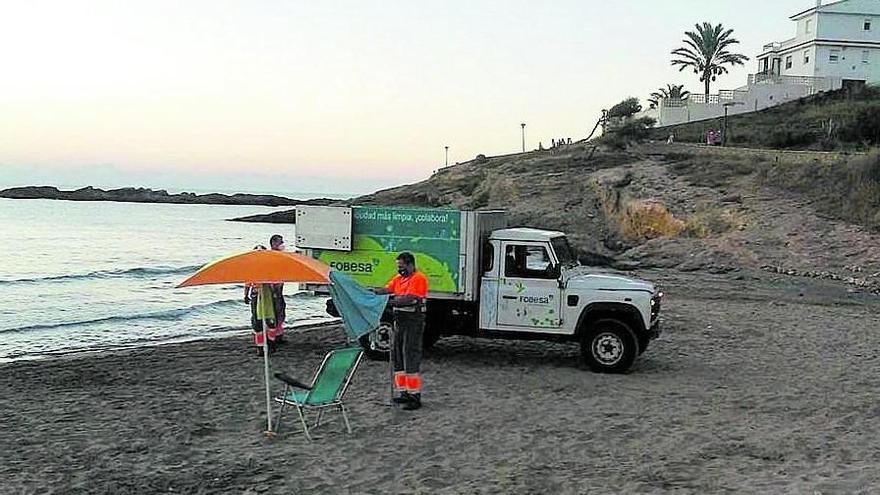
xmin=402 ymin=393 xmax=421 ymax=411
xmin=392 ymin=392 xmax=413 ymax=405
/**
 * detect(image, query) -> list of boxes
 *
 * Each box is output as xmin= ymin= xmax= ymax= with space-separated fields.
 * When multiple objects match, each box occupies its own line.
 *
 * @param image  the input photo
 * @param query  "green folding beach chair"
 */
xmin=273 ymin=347 xmax=363 ymax=441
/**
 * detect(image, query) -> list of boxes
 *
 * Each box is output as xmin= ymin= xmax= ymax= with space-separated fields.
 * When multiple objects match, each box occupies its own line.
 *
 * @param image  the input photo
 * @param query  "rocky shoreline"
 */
xmin=0 ymin=186 xmax=338 ymax=208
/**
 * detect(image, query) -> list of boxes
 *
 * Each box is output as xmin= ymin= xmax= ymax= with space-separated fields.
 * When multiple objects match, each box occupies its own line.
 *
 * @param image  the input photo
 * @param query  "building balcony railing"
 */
xmin=684 ymin=89 xmax=747 ymax=105
xmin=749 ymin=73 xmax=825 ymax=86
xmin=761 ymin=38 xmax=797 ymax=54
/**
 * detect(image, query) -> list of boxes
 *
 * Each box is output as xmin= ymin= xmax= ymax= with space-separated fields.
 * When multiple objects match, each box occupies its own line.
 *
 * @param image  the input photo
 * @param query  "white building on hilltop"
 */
xmin=758 ymin=0 xmax=880 ymax=87
xmin=644 ymin=0 xmax=879 ymax=128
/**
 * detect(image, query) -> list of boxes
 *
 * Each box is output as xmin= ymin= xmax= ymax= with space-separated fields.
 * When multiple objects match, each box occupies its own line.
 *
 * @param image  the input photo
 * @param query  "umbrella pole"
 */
xmin=389 ymin=321 xmax=396 ymax=408
xmin=262 ymin=319 xmax=274 ymax=434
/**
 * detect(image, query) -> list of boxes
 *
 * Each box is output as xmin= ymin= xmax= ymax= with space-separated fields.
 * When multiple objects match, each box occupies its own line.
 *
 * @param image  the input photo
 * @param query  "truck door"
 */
xmin=496 ymin=242 xmax=564 ymax=332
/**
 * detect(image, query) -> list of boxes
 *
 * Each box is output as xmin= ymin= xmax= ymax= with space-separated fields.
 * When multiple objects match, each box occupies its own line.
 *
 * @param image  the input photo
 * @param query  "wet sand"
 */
xmin=3 ymin=271 xmax=880 ymax=494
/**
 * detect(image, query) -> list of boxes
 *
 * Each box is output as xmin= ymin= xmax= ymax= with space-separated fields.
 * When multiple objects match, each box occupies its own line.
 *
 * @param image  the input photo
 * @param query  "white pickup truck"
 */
xmin=296 ymin=205 xmax=662 ymax=373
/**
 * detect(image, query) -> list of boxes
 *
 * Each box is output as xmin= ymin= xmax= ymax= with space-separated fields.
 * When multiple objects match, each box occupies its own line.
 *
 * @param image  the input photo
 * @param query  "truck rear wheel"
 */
xmin=580 ymin=318 xmax=639 ymax=373
xmin=358 ymin=320 xmax=440 ymax=360
xmin=358 ymin=321 xmax=392 ymax=361
xmin=423 ymin=327 xmax=441 ymax=351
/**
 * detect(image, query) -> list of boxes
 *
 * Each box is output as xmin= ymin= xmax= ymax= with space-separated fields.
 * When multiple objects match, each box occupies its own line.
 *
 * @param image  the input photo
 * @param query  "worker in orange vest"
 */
xmin=375 ymin=252 xmax=429 ymax=410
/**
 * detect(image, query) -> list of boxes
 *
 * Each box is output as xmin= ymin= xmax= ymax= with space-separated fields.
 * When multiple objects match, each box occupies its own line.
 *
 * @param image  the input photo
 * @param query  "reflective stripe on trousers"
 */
xmin=392 ymin=311 xmax=425 ymax=392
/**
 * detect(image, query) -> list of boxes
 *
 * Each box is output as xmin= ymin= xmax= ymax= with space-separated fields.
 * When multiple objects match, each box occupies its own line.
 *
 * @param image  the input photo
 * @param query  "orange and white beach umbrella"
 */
xmin=177 ymin=249 xmax=329 ymax=288
xmin=178 ymin=249 xmax=330 ymax=434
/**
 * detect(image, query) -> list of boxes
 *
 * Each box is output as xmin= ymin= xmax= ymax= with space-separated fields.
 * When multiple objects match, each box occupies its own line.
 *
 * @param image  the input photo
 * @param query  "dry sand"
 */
xmin=3 ymin=270 xmax=880 ymax=494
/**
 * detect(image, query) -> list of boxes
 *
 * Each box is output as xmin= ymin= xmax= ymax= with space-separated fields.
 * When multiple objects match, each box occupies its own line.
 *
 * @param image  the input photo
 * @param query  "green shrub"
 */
xmin=607 ymin=97 xmax=643 ymax=119
xmin=837 ymin=102 xmax=880 ymax=145
xmin=617 ymin=117 xmax=656 ymax=139
xmin=763 ymin=127 xmax=816 ymax=148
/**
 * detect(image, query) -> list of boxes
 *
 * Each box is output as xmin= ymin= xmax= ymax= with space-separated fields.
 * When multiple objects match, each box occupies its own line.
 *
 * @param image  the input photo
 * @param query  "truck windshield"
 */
xmin=551 ymin=236 xmax=578 ymax=266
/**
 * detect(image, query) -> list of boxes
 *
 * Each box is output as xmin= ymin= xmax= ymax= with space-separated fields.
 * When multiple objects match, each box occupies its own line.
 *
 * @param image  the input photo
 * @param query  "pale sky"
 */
xmin=0 ymin=0 xmax=809 ymax=197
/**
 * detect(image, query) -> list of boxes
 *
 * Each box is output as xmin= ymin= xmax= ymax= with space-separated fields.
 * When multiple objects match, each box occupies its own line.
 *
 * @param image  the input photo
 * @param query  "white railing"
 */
xmin=688 ymin=93 xmax=717 ymax=104
xmin=663 ymin=88 xmax=748 ymax=107
xmin=661 ymin=98 xmax=687 ymax=108
xmin=748 ymin=73 xmax=827 ymax=86
xmin=762 ymin=38 xmax=797 ymax=52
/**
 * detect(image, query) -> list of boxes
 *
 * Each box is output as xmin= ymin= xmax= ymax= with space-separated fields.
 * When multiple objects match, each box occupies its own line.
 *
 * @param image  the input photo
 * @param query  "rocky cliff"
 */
xmin=231 ymin=141 xmax=880 ymax=293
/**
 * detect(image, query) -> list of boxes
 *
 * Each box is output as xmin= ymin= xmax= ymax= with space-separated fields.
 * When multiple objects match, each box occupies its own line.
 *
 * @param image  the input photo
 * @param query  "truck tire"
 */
xmin=359 ymin=319 xmax=441 ymax=360
xmin=358 ymin=320 xmax=392 ymax=361
xmin=423 ymin=327 xmax=441 ymax=351
xmin=580 ymin=318 xmax=639 ymax=373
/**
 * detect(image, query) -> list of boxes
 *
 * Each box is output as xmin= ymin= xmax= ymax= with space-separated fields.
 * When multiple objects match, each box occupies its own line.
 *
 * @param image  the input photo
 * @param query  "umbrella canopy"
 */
xmin=177 ymin=250 xmax=330 ymax=288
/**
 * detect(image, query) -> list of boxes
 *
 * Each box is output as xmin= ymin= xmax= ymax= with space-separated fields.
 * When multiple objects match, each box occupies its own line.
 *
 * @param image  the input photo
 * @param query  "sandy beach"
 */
xmin=3 ymin=270 xmax=880 ymax=494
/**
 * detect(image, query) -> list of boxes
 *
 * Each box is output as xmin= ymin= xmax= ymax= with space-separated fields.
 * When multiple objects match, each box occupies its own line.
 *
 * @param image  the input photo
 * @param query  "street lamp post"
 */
xmin=520 ymin=123 xmax=526 ymax=152
xmin=722 ymin=102 xmax=744 ymax=146
xmin=444 ymin=146 xmax=449 ymax=167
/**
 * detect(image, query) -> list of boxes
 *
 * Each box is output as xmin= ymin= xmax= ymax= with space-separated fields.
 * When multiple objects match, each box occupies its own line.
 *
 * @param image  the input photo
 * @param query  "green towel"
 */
xmin=255 ymin=284 xmax=275 ymax=321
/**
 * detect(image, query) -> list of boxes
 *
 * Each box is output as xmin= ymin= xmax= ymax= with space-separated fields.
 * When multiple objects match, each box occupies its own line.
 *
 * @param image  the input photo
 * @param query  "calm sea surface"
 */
xmin=0 ymin=199 xmax=329 ymax=362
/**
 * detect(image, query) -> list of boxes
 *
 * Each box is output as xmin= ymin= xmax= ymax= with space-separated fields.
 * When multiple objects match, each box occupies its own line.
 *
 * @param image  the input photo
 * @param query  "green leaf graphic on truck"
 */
xmin=313 ymin=207 xmax=461 ymax=293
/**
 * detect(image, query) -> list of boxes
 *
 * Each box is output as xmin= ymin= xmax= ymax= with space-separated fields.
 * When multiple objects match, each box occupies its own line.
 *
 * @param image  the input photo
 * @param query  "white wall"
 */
xmin=816 ymin=0 xmax=880 ymax=41
xmin=797 ymin=13 xmax=819 ymax=42
xmin=817 ymin=13 xmax=878 ymax=40
xmin=650 ymin=79 xmax=842 ymax=128
xmin=814 ymin=44 xmax=880 ymax=82
xmin=779 ymin=45 xmax=816 ymax=76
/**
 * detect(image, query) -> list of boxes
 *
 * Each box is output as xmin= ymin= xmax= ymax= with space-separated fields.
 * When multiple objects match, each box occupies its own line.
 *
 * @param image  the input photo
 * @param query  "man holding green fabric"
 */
xmin=374 ymin=252 xmax=429 ymax=411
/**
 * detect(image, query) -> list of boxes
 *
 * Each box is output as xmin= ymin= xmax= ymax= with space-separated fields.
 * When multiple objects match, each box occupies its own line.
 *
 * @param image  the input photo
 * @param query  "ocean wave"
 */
xmin=0 ymin=265 xmax=201 ymax=285
xmin=0 ymin=298 xmax=241 ymax=334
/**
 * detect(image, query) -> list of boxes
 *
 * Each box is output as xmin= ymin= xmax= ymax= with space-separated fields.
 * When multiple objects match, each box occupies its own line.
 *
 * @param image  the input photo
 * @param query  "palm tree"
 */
xmin=671 ymin=22 xmax=749 ymax=98
xmin=648 ymin=84 xmax=691 ymax=109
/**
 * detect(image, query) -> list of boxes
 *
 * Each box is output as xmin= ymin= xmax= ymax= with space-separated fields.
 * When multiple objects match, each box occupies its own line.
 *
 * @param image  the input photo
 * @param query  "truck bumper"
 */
xmin=648 ymin=319 xmax=662 ymax=340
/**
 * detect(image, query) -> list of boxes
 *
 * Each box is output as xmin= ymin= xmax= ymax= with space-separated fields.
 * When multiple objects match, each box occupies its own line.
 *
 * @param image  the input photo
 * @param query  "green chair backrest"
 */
xmin=306 ymin=347 xmax=362 ymax=405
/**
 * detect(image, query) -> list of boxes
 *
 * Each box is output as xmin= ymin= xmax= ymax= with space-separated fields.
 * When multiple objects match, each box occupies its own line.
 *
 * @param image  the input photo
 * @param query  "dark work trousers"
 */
xmin=392 ymin=310 xmax=425 ymax=374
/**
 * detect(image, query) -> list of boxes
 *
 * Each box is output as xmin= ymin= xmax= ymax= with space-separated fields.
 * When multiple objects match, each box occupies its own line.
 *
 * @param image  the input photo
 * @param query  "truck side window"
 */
xmin=482 ymin=242 xmax=494 ymax=272
xmin=505 ymin=245 xmax=555 ymax=279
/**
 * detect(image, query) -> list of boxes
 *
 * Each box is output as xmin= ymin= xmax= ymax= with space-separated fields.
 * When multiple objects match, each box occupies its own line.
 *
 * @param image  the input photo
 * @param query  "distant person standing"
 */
xmin=244 ymin=245 xmax=277 ymax=354
xmin=269 ymin=234 xmax=287 ymax=344
xmin=374 ymin=252 xmax=429 ymax=411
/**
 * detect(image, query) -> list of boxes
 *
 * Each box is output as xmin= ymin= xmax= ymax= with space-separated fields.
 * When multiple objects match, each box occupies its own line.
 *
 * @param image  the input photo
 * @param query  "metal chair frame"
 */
xmin=273 ymin=348 xmax=363 ymax=441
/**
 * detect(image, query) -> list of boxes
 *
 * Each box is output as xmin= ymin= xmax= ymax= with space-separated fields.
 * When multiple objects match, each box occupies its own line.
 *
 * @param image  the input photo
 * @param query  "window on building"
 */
xmin=863 ymin=50 xmax=871 ymax=64
xmin=806 ymin=19 xmax=813 ymax=34
xmin=829 ymin=49 xmax=840 ymax=63
xmin=804 ymin=50 xmax=810 ymax=65
xmin=865 ymin=19 xmax=872 ymax=31
xmin=785 ymin=56 xmax=793 ymax=69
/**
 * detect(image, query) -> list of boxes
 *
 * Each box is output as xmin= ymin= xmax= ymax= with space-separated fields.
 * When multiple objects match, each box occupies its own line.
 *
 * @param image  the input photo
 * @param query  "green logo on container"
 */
xmin=313 ymin=206 xmax=461 ymax=293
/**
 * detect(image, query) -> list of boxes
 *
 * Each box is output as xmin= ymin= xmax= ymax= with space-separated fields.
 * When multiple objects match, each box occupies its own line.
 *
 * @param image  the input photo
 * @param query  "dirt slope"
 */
xmin=357 ymin=142 xmax=880 ymax=293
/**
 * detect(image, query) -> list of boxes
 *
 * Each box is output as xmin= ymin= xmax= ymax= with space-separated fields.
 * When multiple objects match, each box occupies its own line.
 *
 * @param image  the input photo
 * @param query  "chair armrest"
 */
xmin=273 ymin=372 xmax=313 ymax=390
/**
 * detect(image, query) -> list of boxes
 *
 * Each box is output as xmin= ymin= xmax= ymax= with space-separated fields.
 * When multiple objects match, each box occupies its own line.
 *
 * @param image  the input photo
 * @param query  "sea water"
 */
xmin=0 ymin=198 xmax=330 ymax=362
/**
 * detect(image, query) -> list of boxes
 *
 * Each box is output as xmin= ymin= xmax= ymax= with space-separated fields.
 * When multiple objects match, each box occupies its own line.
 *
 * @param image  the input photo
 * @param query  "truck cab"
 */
xmin=477 ymin=228 xmax=661 ymax=372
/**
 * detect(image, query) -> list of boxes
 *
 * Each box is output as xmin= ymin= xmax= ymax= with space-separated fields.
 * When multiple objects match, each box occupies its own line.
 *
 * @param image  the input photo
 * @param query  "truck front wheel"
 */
xmin=580 ymin=318 xmax=639 ymax=373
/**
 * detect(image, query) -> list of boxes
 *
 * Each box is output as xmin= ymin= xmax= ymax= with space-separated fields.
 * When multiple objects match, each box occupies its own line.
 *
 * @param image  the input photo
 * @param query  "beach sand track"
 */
xmin=2 ymin=271 xmax=880 ymax=494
